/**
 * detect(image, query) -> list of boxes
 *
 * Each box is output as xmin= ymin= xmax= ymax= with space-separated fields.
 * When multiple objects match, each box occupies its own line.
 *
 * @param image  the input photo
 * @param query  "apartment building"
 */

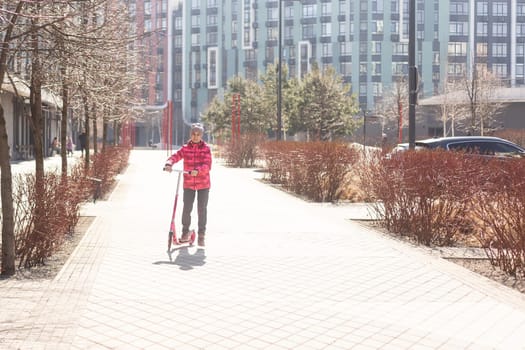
xmin=133 ymin=0 xmax=525 ymax=144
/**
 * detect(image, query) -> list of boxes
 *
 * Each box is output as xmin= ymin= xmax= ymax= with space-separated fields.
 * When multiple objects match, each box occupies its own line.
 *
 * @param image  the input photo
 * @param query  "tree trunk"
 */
xmin=61 ymin=71 xmax=68 ymax=176
xmin=0 ymin=104 xmax=16 ymax=276
xmin=92 ymin=107 xmax=98 ymax=154
xmin=102 ymin=118 xmax=108 ymax=151
xmin=83 ymin=94 xmax=90 ymax=166
xmin=30 ymin=27 xmax=45 ymax=184
xmin=0 ymin=1 xmax=23 ymax=276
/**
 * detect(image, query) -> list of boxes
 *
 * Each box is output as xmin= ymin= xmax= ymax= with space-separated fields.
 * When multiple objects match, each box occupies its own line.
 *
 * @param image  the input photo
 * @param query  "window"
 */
xmin=477 ymin=1 xmax=488 ymax=15
xmin=339 ymin=22 xmax=346 ymax=35
xmin=518 ymin=3 xmax=525 ymax=15
xmin=372 ymin=82 xmax=383 ymax=96
xmin=175 ymin=17 xmax=182 ymax=30
xmin=517 ymin=24 xmax=525 ymax=37
xmin=392 ymin=62 xmax=407 ymax=75
xmin=373 ymin=20 xmax=384 ymax=34
xmin=517 ymin=64 xmax=524 ymax=78
xmin=517 ymin=43 xmax=525 ymax=57
xmin=321 ymin=2 xmax=331 ymax=15
xmin=302 ymin=24 xmax=315 ymax=38
xmin=492 ymin=63 xmax=507 ymax=78
xmin=207 ymin=0 xmax=218 ymax=7
xmin=321 ymin=22 xmax=332 ymax=36
xmin=191 ymin=33 xmax=200 ymax=46
xmin=450 ymin=1 xmax=468 ymax=15
xmin=360 ymin=0 xmax=368 ymax=12
xmin=339 ymin=0 xmax=347 ymax=15
xmin=433 ymin=52 xmax=440 ymax=64
xmin=372 ymin=0 xmax=384 ymax=13
xmin=492 ymin=23 xmax=507 ymax=37
xmin=359 ymin=41 xmax=368 ymax=54
xmin=340 ymin=62 xmax=352 ymax=75
xmin=447 ymin=63 xmax=465 ymax=76
xmin=175 ymin=35 xmax=182 ymax=48
xmin=192 ymin=15 xmax=200 ymax=27
xmin=285 ymin=45 xmax=295 ymax=59
xmin=492 ymin=2 xmax=507 ymax=16
xmin=477 ymin=22 xmax=488 ymax=36
xmin=450 ymin=22 xmax=468 ymax=35
xmin=207 ymin=32 xmax=217 ymax=45
xmin=340 ymin=42 xmax=352 ymax=55
xmin=448 ymin=42 xmax=467 ymax=56
xmin=359 ymin=63 xmax=367 ymax=73
xmin=322 ymin=43 xmax=332 ymax=57
xmin=267 ymin=7 xmax=278 ymax=20
xmin=372 ymin=62 xmax=381 ymax=75
xmin=208 ymin=47 xmax=218 ymax=88
xmin=207 ymin=14 xmax=217 ymax=25
xmin=371 ymin=41 xmax=381 ymax=54
xmin=267 ymin=27 xmax=278 ymax=41
xmin=284 ymin=26 xmax=293 ymax=39
xmin=359 ymin=83 xmax=367 ymax=96
xmin=492 ymin=43 xmax=507 ymax=57
xmin=303 ymin=4 xmax=317 ymax=18
xmin=285 ymin=5 xmax=294 ymax=19
xmin=476 ymin=43 xmax=487 ymax=56
xmin=191 ymin=0 xmax=199 ymax=9
xmin=393 ymin=42 xmax=408 ymax=55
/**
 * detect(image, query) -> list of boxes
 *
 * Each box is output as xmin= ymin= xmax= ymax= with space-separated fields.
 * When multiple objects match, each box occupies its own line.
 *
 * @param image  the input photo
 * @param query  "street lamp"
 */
xmin=277 ymin=0 xmax=283 ymax=140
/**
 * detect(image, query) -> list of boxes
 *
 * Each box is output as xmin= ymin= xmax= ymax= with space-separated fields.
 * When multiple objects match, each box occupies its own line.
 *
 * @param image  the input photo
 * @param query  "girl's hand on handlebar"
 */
xmin=190 ymin=170 xmax=198 ymax=176
xmin=163 ymin=164 xmax=172 ymax=172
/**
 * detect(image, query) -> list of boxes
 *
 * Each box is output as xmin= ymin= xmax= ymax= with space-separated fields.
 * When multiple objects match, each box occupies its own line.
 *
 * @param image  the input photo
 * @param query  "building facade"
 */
xmin=133 ymin=0 xmax=525 ymax=144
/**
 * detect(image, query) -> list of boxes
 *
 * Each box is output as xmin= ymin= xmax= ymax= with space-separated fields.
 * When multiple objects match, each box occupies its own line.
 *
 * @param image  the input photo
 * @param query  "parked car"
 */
xmin=388 ymin=136 xmax=525 ymax=158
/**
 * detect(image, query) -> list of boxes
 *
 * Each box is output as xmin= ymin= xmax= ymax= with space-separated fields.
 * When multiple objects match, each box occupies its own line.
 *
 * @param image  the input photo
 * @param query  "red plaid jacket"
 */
xmin=165 ymin=141 xmax=212 ymax=190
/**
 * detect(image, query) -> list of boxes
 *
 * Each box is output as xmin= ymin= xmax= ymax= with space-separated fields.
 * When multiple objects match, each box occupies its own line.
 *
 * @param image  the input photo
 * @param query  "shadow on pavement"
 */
xmin=153 ymin=247 xmax=206 ymax=270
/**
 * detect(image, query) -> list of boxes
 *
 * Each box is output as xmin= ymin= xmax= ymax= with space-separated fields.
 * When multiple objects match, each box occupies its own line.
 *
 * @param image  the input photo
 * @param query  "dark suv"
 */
xmin=390 ymin=136 xmax=525 ymax=158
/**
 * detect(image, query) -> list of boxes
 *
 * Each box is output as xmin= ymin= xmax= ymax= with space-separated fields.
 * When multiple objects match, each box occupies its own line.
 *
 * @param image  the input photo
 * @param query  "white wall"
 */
xmin=0 ymin=91 xmax=14 ymax=156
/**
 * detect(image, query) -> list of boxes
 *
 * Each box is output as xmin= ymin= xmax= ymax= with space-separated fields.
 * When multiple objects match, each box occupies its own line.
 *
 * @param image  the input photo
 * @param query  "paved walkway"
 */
xmin=2 ymin=149 xmax=525 ymax=350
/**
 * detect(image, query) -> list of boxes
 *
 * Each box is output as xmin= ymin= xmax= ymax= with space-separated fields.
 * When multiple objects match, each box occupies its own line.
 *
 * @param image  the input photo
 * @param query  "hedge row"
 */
xmin=14 ymin=146 xmax=130 ymax=268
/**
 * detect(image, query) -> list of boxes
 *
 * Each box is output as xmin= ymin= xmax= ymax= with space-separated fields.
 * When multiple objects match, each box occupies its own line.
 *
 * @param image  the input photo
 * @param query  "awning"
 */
xmin=1 ymin=75 xmax=63 ymax=109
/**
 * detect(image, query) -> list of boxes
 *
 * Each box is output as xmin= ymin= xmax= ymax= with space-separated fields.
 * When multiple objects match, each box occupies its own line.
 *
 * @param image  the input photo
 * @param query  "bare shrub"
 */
xmin=15 ymin=173 xmax=70 ymax=267
xmin=13 ymin=146 xmax=130 ymax=268
xmin=224 ymin=133 xmax=265 ymax=168
xmin=360 ymin=150 xmax=478 ymax=246
xmin=261 ymin=141 xmax=360 ymax=202
xmin=471 ymin=158 xmax=525 ymax=277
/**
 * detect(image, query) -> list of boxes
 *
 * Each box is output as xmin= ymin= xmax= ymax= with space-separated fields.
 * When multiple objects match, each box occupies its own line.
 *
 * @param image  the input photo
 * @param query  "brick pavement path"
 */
xmin=1 ymin=149 xmax=525 ymax=349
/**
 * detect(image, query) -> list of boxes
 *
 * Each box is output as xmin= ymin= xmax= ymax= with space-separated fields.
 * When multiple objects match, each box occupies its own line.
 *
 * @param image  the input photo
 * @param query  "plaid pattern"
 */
xmin=166 ymin=140 xmax=212 ymax=190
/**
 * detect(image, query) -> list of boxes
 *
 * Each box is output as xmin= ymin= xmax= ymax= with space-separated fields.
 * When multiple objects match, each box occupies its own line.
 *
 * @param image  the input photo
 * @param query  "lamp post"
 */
xmin=408 ymin=0 xmax=417 ymax=149
xmin=277 ymin=0 xmax=283 ymax=140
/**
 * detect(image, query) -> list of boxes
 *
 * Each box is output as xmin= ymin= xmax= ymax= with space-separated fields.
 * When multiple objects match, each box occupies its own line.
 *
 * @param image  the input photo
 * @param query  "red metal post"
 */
xmin=398 ymin=101 xmax=403 ymax=143
xmin=236 ymin=94 xmax=241 ymax=140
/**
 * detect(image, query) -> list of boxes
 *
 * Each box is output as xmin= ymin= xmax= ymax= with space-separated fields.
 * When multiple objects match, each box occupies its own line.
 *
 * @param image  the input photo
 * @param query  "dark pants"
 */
xmin=182 ymin=188 xmax=209 ymax=235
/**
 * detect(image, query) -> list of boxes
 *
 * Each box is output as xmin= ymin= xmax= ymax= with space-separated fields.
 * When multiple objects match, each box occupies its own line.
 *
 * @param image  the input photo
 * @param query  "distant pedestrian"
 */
xmin=78 ymin=132 xmax=87 ymax=157
xmin=51 ymin=137 xmax=60 ymax=156
xmin=66 ymin=136 xmax=74 ymax=156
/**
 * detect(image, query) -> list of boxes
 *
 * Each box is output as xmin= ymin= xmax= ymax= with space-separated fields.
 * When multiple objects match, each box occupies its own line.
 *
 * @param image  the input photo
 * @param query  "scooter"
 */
xmin=166 ymin=169 xmax=196 ymax=252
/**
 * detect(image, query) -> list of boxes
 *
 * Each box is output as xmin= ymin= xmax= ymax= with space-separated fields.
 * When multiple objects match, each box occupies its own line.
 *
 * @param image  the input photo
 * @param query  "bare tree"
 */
xmin=374 ymin=77 xmax=408 ymax=143
xmin=462 ymin=65 xmax=504 ymax=136
xmin=437 ymin=74 xmax=466 ymax=137
xmin=0 ymin=2 xmax=24 ymax=277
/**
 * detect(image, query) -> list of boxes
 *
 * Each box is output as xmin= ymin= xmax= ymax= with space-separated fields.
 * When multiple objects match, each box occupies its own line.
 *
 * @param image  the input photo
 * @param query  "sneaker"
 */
xmin=179 ymin=232 xmax=191 ymax=243
xmin=198 ymin=235 xmax=205 ymax=247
